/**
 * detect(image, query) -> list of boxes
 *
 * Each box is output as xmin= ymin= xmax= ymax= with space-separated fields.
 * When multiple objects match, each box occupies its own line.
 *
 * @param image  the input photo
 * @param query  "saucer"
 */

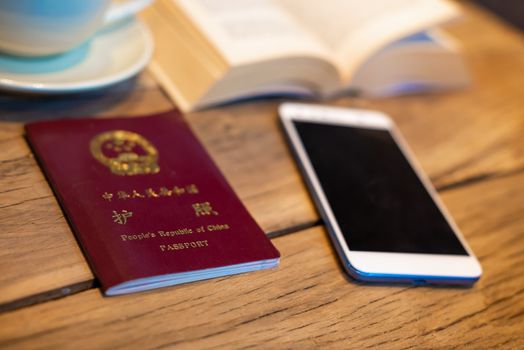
xmin=0 ymin=17 xmax=153 ymax=93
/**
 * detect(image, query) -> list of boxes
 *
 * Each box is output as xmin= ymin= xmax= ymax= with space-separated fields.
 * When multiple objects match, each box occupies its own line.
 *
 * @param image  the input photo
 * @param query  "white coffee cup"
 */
xmin=0 ymin=0 xmax=153 ymax=56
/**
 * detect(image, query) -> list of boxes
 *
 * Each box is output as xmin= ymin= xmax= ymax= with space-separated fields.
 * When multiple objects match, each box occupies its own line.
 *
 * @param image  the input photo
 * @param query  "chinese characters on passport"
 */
xmin=103 ymin=183 xmax=229 ymax=252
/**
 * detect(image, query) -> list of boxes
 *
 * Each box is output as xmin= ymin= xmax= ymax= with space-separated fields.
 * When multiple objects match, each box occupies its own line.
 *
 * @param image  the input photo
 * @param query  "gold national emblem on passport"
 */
xmin=89 ymin=130 xmax=160 ymax=176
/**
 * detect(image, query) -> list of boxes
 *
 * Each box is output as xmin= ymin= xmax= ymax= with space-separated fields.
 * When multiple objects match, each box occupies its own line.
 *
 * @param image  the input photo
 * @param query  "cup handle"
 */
xmin=104 ymin=0 xmax=154 ymax=25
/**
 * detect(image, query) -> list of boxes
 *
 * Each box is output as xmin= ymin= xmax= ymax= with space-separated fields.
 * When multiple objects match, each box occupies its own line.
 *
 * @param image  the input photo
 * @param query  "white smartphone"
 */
xmin=280 ymin=103 xmax=482 ymax=285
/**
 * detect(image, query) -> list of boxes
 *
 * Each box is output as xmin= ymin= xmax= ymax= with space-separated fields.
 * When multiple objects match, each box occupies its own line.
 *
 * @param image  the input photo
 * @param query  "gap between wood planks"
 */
xmin=1 ymin=164 xmax=522 ymax=314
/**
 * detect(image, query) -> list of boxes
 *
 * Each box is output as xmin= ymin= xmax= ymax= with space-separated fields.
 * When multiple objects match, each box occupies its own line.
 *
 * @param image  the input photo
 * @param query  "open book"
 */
xmin=142 ymin=0 xmax=469 ymax=111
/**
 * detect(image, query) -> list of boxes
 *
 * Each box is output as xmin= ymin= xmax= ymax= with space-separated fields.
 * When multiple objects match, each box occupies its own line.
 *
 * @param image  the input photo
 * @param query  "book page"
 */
xmin=276 ymin=0 xmax=460 ymax=80
xmin=174 ymin=0 xmax=334 ymax=66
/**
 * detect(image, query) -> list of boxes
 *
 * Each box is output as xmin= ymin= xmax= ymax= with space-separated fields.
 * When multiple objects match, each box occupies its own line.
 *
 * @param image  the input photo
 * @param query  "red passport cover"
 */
xmin=25 ymin=110 xmax=280 ymax=295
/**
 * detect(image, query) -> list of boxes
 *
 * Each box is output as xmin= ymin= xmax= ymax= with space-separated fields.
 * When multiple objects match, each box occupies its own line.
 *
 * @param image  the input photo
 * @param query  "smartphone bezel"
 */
xmin=280 ymin=102 xmax=482 ymax=284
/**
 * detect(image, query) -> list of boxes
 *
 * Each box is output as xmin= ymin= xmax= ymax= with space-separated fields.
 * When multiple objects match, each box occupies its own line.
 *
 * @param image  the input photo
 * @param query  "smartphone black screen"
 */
xmin=293 ymin=121 xmax=468 ymax=255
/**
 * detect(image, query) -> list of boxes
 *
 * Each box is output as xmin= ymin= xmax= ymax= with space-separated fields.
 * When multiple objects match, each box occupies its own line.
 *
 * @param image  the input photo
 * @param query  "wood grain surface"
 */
xmin=1 ymin=171 xmax=523 ymax=349
xmin=0 ymin=1 xmax=523 ymax=348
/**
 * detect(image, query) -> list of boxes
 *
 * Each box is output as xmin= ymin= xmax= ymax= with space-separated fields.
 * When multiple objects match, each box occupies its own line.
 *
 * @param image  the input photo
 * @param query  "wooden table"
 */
xmin=1 ymin=2 xmax=523 ymax=349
